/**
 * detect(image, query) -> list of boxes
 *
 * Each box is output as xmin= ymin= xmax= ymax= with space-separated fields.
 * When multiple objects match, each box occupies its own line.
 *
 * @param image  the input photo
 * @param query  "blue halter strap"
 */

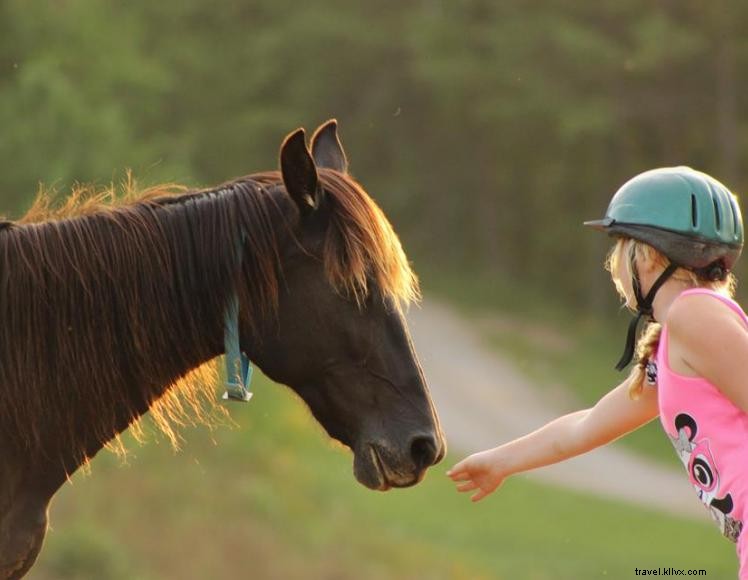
xmin=223 ymin=292 xmax=253 ymax=401
xmin=222 ymin=233 xmax=253 ymax=402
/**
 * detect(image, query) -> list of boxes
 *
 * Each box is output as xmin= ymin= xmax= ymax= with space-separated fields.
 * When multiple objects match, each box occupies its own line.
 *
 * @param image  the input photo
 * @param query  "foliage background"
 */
xmin=4 ymin=0 xmax=748 ymax=311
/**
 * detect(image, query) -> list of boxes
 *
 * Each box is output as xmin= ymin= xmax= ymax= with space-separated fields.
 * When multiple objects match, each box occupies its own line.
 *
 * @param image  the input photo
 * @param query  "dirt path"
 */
xmin=407 ymin=298 xmax=706 ymax=520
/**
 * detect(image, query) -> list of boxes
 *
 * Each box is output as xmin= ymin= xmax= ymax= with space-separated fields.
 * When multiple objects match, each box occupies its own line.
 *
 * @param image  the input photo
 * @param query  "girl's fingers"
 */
xmin=447 ymin=470 xmax=471 ymax=481
xmin=448 ymin=459 xmax=471 ymax=474
xmin=471 ymin=489 xmax=489 ymax=502
xmin=456 ymin=481 xmax=478 ymax=493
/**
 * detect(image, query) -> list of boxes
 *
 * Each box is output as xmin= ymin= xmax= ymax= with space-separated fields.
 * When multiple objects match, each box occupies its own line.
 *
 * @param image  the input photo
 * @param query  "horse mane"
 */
xmin=0 ymin=170 xmax=419 ymax=466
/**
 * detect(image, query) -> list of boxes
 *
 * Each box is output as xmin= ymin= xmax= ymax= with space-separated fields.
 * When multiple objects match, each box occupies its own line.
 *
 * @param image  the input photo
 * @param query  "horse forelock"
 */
xmin=234 ymin=169 xmax=420 ymax=311
xmin=316 ymin=169 xmax=421 ymax=312
xmin=0 ymin=168 xmax=417 ymax=465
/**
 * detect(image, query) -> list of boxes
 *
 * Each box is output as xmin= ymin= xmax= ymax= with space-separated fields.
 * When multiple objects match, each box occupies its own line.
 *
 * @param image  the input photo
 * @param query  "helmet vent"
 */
xmin=729 ymin=195 xmax=739 ymax=235
xmin=691 ymin=193 xmax=698 ymax=228
xmin=713 ymin=197 xmax=722 ymax=231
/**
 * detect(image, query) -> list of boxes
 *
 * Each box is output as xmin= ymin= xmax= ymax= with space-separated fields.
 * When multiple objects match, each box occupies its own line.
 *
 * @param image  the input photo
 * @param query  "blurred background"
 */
xmin=3 ymin=0 xmax=746 ymax=578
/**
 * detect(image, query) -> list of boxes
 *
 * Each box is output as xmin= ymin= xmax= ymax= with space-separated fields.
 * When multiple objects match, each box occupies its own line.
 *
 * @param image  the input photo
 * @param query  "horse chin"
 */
xmin=352 ymin=444 xmax=422 ymax=491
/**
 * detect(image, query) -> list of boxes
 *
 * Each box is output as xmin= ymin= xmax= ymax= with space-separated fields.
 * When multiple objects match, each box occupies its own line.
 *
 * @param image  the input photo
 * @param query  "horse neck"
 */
xmin=0 ymin=188 xmax=286 ymax=478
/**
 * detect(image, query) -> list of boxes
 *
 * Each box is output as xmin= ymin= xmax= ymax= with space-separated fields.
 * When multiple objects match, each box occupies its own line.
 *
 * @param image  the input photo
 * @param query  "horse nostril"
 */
xmin=410 ymin=435 xmax=439 ymax=470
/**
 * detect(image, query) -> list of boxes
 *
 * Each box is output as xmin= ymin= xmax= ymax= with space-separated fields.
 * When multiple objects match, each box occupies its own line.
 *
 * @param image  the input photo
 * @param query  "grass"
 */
xmin=29 ymin=373 xmax=737 ymax=580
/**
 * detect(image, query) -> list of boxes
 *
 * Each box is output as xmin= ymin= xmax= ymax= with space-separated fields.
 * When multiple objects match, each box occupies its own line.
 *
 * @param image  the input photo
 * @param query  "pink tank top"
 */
xmin=656 ymin=288 xmax=748 ymax=577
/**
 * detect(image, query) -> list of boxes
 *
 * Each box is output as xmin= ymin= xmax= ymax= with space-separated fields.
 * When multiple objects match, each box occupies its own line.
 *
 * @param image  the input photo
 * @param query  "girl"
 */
xmin=448 ymin=167 xmax=748 ymax=576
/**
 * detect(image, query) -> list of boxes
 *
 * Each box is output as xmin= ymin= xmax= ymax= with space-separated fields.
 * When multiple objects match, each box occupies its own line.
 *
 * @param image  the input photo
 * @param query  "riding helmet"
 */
xmin=585 ymin=166 xmax=743 ymax=279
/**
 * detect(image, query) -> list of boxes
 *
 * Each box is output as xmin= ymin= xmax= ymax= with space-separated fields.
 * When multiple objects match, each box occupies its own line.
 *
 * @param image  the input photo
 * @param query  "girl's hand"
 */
xmin=447 ymin=448 xmax=509 ymax=502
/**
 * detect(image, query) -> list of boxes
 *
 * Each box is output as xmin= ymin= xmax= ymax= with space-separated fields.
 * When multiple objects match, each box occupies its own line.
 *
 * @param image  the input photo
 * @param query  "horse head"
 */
xmin=243 ymin=121 xmax=446 ymax=490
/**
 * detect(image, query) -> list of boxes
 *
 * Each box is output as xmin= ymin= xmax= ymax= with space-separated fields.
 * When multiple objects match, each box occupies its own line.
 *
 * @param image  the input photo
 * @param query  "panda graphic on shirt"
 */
xmin=646 ymin=360 xmax=742 ymax=541
xmin=669 ymin=412 xmax=743 ymax=542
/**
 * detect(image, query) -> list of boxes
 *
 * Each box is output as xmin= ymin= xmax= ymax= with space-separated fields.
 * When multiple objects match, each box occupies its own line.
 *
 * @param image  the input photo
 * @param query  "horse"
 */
xmin=0 ymin=120 xmax=446 ymax=579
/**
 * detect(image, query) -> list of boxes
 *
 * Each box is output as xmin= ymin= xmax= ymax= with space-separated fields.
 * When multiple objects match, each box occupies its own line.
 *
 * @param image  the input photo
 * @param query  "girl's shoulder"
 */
xmin=666 ymin=289 xmax=747 ymax=344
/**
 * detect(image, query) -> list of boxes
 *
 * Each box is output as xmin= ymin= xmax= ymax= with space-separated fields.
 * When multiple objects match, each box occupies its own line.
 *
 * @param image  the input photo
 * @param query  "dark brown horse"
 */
xmin=0 ymin=121 xmax=445 ymax=579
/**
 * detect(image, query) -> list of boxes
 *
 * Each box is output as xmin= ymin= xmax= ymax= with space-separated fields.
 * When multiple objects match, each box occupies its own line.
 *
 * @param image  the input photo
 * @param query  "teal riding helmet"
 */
xmin=585 ymin=166 xmax=744 ymax=278
xmin=585 ymin=166 xmax=744 ymax=370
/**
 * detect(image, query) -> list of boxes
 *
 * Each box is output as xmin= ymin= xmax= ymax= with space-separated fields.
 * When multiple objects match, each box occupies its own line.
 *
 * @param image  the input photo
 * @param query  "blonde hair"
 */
xmin=605 ymin=238 xmax=737 ymax=398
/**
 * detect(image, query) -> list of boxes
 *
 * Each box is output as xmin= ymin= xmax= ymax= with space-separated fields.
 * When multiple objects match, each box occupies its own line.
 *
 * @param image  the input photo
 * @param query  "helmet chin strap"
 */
xmin=615 ymin=260 xmax=678 ymax=371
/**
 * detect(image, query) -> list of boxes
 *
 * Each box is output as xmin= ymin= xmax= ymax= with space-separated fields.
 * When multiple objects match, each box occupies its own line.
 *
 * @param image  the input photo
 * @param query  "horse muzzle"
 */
xmin=353 ymin=433 xmax=445 ymax=491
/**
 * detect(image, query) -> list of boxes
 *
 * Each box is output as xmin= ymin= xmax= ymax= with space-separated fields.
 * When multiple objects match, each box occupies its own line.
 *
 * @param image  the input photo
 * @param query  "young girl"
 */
xmin=448 ymin=167 xmax=748 ymax=576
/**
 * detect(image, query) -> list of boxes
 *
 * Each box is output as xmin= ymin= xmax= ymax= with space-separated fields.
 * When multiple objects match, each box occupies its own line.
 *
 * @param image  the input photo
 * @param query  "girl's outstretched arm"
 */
xmin=447 ymin=376 xmax=659 ymax=502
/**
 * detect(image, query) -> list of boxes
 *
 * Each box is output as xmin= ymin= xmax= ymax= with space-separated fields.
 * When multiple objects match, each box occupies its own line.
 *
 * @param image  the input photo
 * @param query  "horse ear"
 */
xmin=310 ymin=119 xmax=348 ymax=173
xmin=280 ymin=128 xmax=320 ymax=214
